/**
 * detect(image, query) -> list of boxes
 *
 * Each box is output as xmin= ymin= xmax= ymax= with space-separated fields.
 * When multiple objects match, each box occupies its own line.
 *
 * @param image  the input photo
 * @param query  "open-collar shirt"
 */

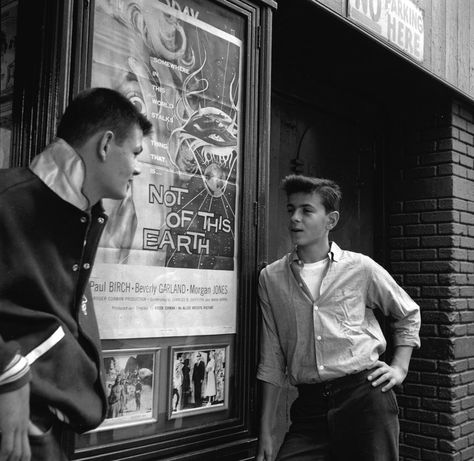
xmin=257 ymin=242 xmax=421 ymax=386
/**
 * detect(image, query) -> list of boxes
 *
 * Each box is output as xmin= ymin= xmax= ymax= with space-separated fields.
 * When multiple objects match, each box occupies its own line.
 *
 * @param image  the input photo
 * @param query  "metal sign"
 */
xmin=348 ymin=0 xmax=424 ymax=61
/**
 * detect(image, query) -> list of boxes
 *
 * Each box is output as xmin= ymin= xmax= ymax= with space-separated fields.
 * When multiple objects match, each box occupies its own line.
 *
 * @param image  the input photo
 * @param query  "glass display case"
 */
xmin=7 ymin=0 xmax=274 ymax=457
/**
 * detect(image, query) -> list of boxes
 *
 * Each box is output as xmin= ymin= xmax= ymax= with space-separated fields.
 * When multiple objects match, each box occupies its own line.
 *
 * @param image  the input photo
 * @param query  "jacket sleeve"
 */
xmin=0 ymin=337 xmax=31 ymax=393
xmin=0 ymin=183 xmax=31 ymax=393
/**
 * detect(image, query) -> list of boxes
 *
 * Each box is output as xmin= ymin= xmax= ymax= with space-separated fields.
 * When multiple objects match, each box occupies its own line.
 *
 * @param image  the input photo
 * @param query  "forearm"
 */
xmin=390 ymin=345 xmax=414 ymax=377
xmin=259 ymin=381 xmax=281 ymax=436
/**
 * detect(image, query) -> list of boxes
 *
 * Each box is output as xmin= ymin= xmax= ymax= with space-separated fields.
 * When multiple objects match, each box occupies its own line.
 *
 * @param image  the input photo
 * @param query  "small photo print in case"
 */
xmin=170 ymin=346 xmax=228 ymax=418
xmin=99 ymin=349 xmax=157 ymax=429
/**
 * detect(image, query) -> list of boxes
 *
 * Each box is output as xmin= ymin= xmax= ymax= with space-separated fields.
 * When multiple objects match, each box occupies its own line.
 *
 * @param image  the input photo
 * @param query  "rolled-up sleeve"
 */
xmin=365 ymin=257 xmax=421 ymax=348
xmin=256 ymin=270 xmax=287 ymax=387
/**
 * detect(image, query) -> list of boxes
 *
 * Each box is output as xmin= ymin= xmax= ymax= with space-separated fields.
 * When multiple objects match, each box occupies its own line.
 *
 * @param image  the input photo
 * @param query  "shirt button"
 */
xmin=83 ymin=263 xmax=90 ymax=270
xmin=314 ymin=305 xmax=319 ymax=311
xmin=80 ymin=216 xmax=87 ymax=223
xmin=299 ymin=283 xmax=303 ymax=287
xmin=72 ymin=264 xmax=79 ymax=271
xmin=319 ymin=365 xmax=325 ymax=370
xmin=317 ymin=336 xmax=322 ymax=341
xmin=98 ymin=217 xmax=105 ymax=224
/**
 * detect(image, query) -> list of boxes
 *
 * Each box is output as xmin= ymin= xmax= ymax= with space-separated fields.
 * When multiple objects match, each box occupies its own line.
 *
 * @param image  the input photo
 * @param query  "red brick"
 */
xmin=439 ymin=411 xmax=469 ymax=425
xmin=439 ymin=298 xmax=467 ymax=311
xmin=405 ymin=199 xmax=437 ymax=211
xmin=459 ymin=154 xmax=474 ymax=168
xmin=423 ymin=450 xmax=462 ymax=460
xmin=439 ymin=325 xmax=468 ymax=337
xmin=437 ymin=385 xmax=468 ymax=399
xmin=438 ymin=198 xmax=468 ymax=210
xmin=422 ymin=211 xmax=460 ymax=223
xmin=438 ymin=223 xmax=468 ymax=235
xmin=390 ymin=225 xmax=403 ymax=236
xmin=453 ymin=114 xmax=469 ymax=131
xmin=438 ymin=164 xmax=468 ymax=177
xmin=461 ymin=396 xmax=474 ymax=410
xmin=439 ymin=248 xmax=468 ymax=259
xmin=460 ymin=212 xmax=474 ymax=225
xmin=421 ymin=261 xmax=459 ymax=272
xmin=421 ymin=235 xmax=460 ymax=247
xmin=406 ymin=274 xmax=437 ymax=285
xmin=421 ymin=423 xmax=461 ymax=439
xmin=459 ymin=131 xmax=474 ymax=145
xmin=439 ymin=436 xmax=469 ymax=453
xmin=438 ymin=273 xmax=468 ymax=285
xmin=421 ymin=286 xmax=459 ymax=298
xmin=392 ymin=262 xmax=421 ymax=273
xmin=421 ymin=150 xmax=460 ymax=164
xmin=404 ymin=433 xmax=437 ymax=449
xmin=406 ymin=408 xmax=438 ymax=423
xmin=391 ymin=237 xmax=420 ymax=248
xmin=418 ymin=338 xmax=454 ymax=360
xmin=406 ymin=224 xmax=437 ymax=235
xmin=391 ymin=214 xmax=421 ymax=225
xmin=438 ymin=360 xmax=469 ymax=373
xmin=454 ymin=339 xmax=474 ymax=359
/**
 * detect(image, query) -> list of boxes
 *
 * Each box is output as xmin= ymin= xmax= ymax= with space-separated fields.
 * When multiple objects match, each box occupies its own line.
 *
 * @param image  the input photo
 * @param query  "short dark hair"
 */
xmin=281 ymin=174 xmax=342 ymax=212
xmin=57 ymin=87 xmax=153 ymax=146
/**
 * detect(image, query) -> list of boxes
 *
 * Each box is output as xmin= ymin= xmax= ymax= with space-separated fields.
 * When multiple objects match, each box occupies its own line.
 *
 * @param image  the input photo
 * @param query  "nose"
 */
xmin=290 ymin=210 xmax=301 ymax=222
xmin=133 ymin=161 xmax=141 ymax=176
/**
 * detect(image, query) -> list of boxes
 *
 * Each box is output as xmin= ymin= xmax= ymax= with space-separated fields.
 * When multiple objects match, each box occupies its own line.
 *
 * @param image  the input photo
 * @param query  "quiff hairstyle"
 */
xmin=57 ymin=87 xmax=153 ymax=147
xmin=281 ymin=174 xmax=342 ymax=213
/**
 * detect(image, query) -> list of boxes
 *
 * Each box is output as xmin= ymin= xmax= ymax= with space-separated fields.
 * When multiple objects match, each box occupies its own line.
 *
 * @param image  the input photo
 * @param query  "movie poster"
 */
xmin=90 ymin=0 xmax=242 ymax=339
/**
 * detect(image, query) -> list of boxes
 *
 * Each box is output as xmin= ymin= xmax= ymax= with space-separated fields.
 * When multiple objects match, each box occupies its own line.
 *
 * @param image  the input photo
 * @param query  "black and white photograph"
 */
xmin=169 ymin=346 xmax=228 ymax=418
xmin=1 ymin=0 xmax=474 ymax=459
xmin=99 ymin=350 xmax=157 ymax=429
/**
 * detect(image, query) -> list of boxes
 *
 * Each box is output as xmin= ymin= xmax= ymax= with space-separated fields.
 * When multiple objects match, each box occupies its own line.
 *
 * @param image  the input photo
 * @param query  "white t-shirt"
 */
xmin=300 ymin=258 xmax=329 ymax=300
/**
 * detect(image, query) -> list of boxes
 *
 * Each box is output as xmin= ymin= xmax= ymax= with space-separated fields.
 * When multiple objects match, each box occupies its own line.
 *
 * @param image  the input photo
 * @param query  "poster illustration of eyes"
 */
xmin=89 ymin=0 xmax=242 ymax=339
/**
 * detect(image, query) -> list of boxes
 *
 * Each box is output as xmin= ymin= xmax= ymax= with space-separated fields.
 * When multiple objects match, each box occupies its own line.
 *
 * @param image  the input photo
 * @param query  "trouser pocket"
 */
xmin=29 ymin=425 xmax=69 ymax=461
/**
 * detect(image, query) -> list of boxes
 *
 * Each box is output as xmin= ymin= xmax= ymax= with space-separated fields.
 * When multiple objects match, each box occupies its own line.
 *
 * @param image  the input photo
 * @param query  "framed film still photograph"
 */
xmin=168 ymin=345 xmax=229 ymax=419
xmin=97 ymin=348 xmax=159 ymax=430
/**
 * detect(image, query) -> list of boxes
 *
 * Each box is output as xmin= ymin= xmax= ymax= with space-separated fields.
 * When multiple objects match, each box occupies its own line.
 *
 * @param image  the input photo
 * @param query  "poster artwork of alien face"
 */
xmin=92 ymin=0 xmax=242 ymax=270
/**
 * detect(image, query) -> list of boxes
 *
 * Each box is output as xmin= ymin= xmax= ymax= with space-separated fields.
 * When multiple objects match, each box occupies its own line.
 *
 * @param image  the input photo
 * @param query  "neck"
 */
xmin=77 ymin=146 xmax=99 ymax=207
xmin=297 ymin=240 xmax=330 ymax=264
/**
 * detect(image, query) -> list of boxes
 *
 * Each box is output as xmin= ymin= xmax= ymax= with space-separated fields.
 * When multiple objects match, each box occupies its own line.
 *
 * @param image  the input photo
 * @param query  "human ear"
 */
xmin=98 ymin=131 xmax=114 ymax=161
xmin=327 ymin=211 xmax=340 ymax=230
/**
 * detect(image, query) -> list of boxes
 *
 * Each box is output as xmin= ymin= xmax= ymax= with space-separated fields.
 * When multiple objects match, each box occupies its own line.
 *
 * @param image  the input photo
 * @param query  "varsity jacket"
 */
xmin=0 ymin=139 xmax=108 ymax=432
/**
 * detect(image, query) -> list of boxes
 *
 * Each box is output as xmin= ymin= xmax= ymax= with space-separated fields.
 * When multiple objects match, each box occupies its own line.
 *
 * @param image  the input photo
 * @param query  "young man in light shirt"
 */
xmin=256 ymin=175 xmax=420 ymax=461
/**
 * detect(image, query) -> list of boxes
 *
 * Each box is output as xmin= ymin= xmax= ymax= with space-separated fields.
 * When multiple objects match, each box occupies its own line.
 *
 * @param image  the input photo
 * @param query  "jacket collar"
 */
xmin=29 ymin=138 xmax=90 ymax=211
xmin=290 ymin=241 xmax=342 ymax=266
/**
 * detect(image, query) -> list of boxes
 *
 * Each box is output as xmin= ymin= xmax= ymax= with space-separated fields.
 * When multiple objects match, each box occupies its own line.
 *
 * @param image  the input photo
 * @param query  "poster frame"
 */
xmin=93 ymin=347 xmax=160 ymax=431
xmin=168 ymin=344 xmax=230 ymax=420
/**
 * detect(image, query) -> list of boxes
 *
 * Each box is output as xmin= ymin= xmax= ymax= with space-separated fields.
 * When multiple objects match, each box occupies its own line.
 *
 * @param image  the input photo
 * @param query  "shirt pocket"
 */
xmin=333 ymin=289 xmax=365 ymax=327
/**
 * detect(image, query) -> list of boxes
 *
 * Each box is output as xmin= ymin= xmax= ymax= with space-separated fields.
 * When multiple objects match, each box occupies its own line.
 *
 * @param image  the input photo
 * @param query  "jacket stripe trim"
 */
xmin=25 ymin=326 xmax=65 ymax=365
xmin=0 ymin=355 xmax=30 ymax=385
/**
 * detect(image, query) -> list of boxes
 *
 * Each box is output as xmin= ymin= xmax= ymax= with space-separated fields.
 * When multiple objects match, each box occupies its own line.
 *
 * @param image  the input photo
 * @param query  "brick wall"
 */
xmin=388 ymin=97 xmax=474 ymax=460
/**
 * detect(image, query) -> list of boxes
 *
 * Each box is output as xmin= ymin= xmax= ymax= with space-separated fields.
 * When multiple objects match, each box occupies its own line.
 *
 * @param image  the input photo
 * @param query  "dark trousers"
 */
xmin=0 ymin=421 xmax=73 ymax=461
xmin=276 ymin=369 xmax=400 ymax=461
xmin=29 ymin=405 xmax=74 ymax=461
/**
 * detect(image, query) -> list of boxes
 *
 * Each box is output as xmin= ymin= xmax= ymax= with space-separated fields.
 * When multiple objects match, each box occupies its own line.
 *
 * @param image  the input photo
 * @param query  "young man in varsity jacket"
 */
xmin=0 ymin=87 xmax=152 ymax=461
